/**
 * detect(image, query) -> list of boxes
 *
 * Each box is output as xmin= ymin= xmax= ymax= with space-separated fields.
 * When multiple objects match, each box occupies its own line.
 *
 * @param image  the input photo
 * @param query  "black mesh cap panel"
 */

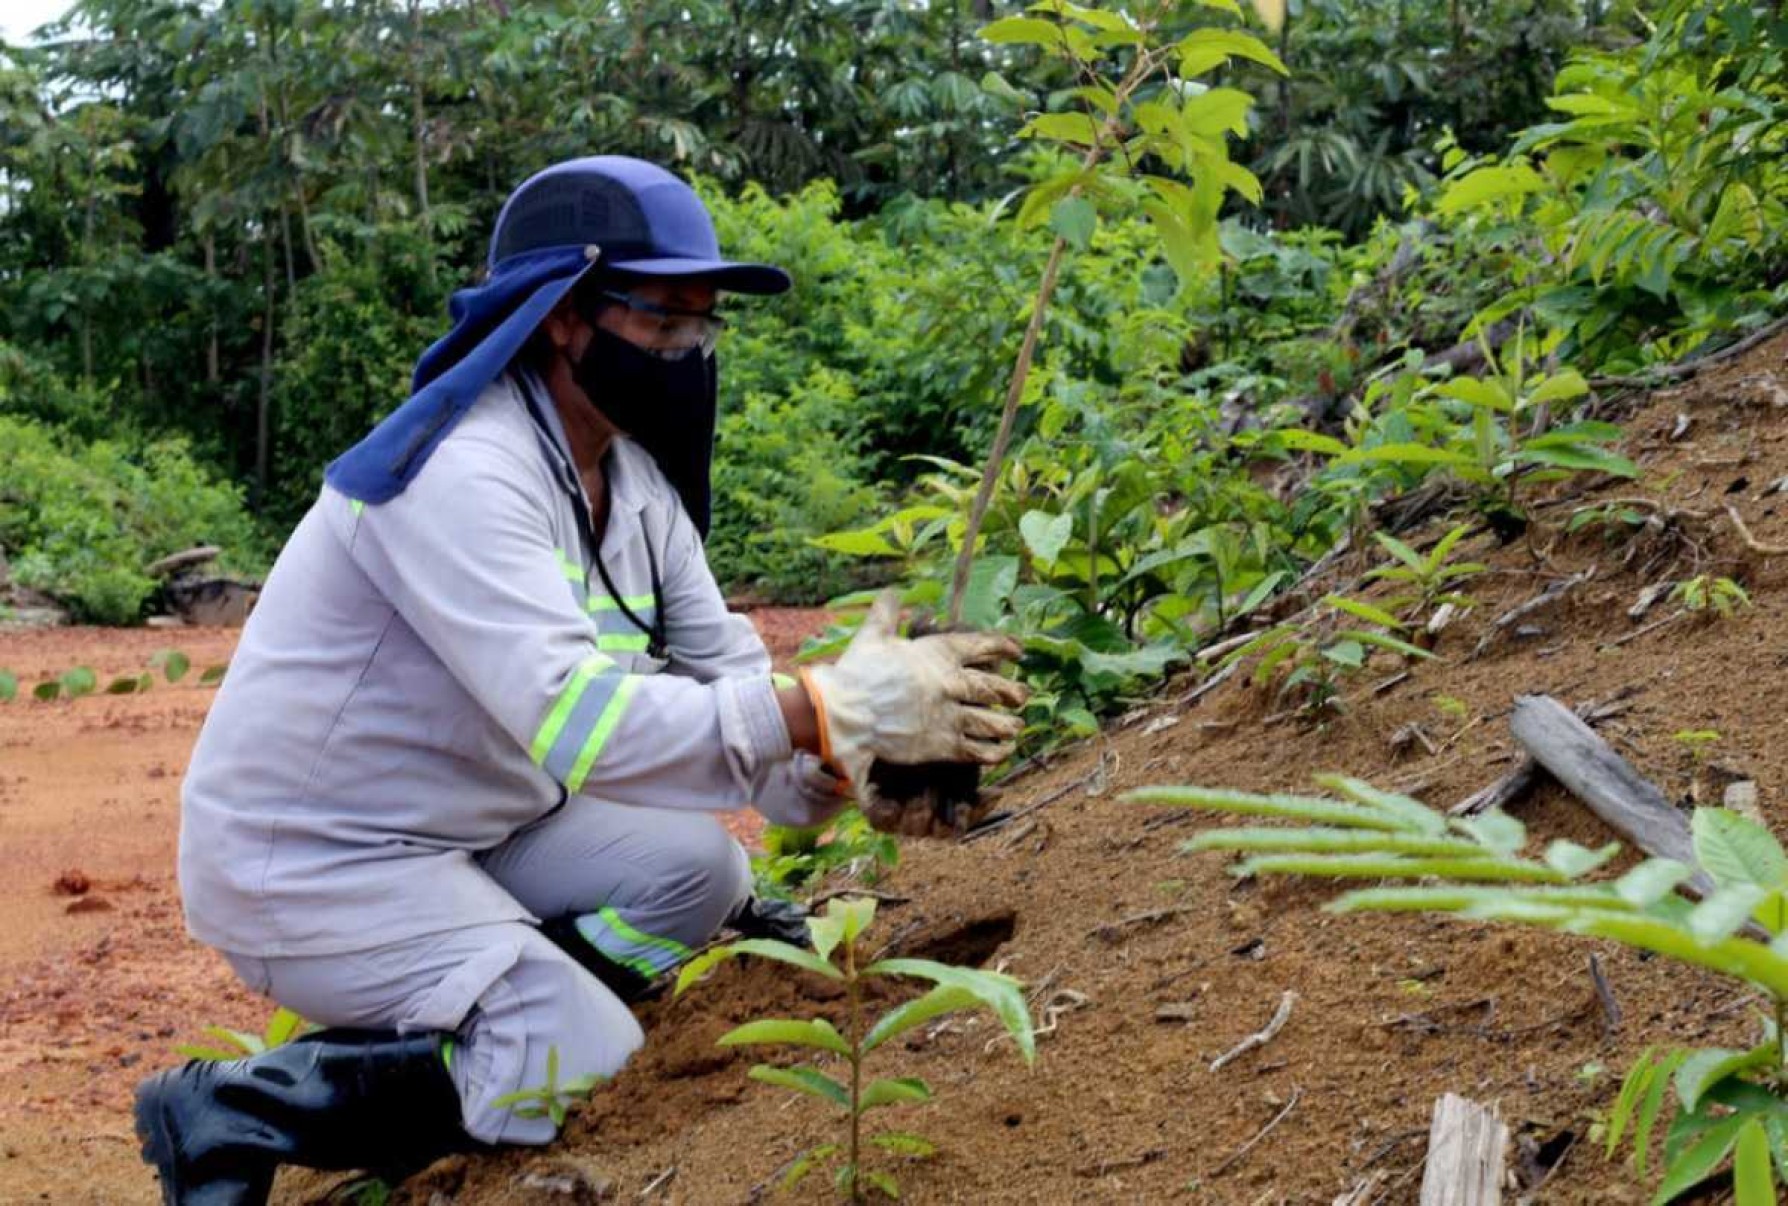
xmin=491 ymin=174 xmax=653 ymax=262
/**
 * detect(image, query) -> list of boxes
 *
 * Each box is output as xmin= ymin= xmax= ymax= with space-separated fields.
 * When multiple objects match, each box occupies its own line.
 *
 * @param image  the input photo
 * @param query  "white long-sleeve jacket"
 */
xmin=179 ymin=369 xmax=829 ymax=957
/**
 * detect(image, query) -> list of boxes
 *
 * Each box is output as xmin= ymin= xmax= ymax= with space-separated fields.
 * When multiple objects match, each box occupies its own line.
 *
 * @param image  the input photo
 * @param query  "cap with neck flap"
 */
xmin=323 ymin=155 xmax=791 ymax=536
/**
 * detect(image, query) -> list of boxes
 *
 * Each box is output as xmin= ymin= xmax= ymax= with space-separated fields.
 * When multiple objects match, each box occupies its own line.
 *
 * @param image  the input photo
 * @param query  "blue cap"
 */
xmin=490 ymin=156 xmax=791 ymax=294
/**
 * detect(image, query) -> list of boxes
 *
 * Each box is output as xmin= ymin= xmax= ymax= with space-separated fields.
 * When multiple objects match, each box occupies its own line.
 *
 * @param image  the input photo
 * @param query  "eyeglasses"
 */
xmin=592 ymin=289 xmax=727 ymax=360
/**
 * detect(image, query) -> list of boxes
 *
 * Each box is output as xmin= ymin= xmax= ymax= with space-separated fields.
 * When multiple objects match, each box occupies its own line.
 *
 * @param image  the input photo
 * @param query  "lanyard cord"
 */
xmin=516 ymin=368 xmax=668 ymax=660
xmin=589 ymin=473 xmax=668 ymax=660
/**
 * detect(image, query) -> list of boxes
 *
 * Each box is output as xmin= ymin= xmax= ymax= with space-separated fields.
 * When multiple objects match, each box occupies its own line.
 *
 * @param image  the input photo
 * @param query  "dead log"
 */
xmin=1507 ymin=694 xmax=1712 ymax=897
xmin=1418 ymin=1093 xmax=1507 ymax=1206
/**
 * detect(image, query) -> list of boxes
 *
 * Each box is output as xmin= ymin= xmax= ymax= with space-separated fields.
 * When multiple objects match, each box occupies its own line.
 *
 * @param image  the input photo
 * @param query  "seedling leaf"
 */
xmin=0 ymin=670 xmax=15 ymax=702
xmin=60 ymin=667 xmax=96 ymax=698
xmin=861 ymin=959 xmax=1035 ymax=1065
xmin=748 ymin=1063 xmax=851 ymax=1109
xmin=781 ymin=1144 xmax=839 ymax=1191
xmin=719 ymin=1018 xmax=852 ymax=1056
xmin=871 ymin=1131 xmax=937 ymax=1158
xmin=199 ymin=664 xmax=228 ymax=686
xmin=858 ymin=1077 xmax=932 ymax=1112
xmin=151 ymin=649 xmax=191 ymax=683
xmin=675 ymin=939 xmax=845 ymax=995
xmin=1694 ymin=808 xmax=1788 ymax=892
xmin=33 ymin=680 xmax=61 ymax=701
xmin=863 ymin=985 xmax=983 ymax=1054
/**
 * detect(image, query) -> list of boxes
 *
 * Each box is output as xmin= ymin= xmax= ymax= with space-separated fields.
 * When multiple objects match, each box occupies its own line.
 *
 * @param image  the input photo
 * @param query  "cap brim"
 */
xmin=605 ymin=256 xmax=792 ymax=295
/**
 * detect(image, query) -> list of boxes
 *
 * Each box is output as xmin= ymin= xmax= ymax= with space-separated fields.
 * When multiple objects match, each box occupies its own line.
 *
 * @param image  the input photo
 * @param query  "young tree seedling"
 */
xmin=676 ymin=896 xmax=1036 ymax=1202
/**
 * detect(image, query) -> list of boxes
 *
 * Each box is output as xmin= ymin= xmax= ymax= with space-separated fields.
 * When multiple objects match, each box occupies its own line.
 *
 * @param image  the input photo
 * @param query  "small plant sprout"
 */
xmin=150 ymin=648 xmax=192 ymax=683
xmin=675 ymin=896 xmax=1036 ymax=1202
xmin=490 ymin=1046 xmax=603 ymax=1127
xmin=0 ymin=669 xmax=16 ymax=702
xmin=1362 ymin=523 xmax=1487 ymax=620
xmin=1672 ymin=574 xmax=1751 ymax=618
xmin=176 ymin=1005 xmax=313 ymax=1061
xmin=1221 ymin=595 xmax=1433 ymax=718
xmin=1130 ymin=777 xmax=1788 ymax=1204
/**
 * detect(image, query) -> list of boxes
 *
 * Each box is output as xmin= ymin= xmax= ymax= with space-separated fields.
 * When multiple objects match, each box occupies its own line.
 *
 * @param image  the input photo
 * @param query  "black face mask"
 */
xmin=564 ymin=323 xmax=718 ymax=536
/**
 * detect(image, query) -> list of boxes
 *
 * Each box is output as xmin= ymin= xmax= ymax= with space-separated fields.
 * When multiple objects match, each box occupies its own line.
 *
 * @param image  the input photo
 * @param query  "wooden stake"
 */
xmin=1418 ymin=1094 xmax=1507 ymax=1206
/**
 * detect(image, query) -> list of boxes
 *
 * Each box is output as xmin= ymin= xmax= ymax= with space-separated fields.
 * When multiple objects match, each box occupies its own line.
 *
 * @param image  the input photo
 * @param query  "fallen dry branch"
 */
xmin=1471 ymin=571 xmax=1591 ymax=659
xmin=1590 ymin=313 xmax=1788 ymax=392
xmin=1589 ymin=953 xmax=1621 ymax=1033
xmin=1508 ymin=694 xmax=1712 ymax=897
xmin=1210 ymin=989 xmax=1297 ymax=1073
xmin=1449 ymin=690 xmax=1639 ymax=817
xmin=965 ymin=762 xmax=1106 ymax=843
xmin=1724 ymin=501 xmax=1788 ymax=556
xmin=1600 ymin=609 xmax=1685 ymax=650
xmin=1210 ymin=1085 xmax=1303 ymax=1178
xmin=1418 ymin=1094 xmax=1508 ymax=1206
xmin=1086 ymin=904 xmax=1198 ymax=943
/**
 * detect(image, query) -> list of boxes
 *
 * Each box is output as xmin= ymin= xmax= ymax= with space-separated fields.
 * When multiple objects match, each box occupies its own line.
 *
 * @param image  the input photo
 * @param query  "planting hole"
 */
xmin=901 ymin=910 xmax=1016 ymax=968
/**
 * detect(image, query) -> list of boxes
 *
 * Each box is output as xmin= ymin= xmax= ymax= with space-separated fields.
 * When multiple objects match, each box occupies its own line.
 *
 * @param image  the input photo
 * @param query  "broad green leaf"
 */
xmin=1436 ymin=164 xmax=1547 ymax=216
xmin=1049 ymin=197 xmax=1097 ymax=250
xmin=1456 ymin=810 xmax=1528 ymax=856
xmin=1322 ymin=594 xmax=1404 ymax=630
xmin=151 ymin=649 xmax=191 ymax=683
xmin=1435 ymin=376 xmax=1514 ymax=413
xmin=863 ymin=985 xmax=983 ymax=1054
xmin=828 ymin=895 xmax=877 ymax=945
xmin=960 ymin=556 xmax=1019 ymax=630
xmin=1175 ymin=28 xmax=1287 ymax=77
xmin=0 ymin=670 xmax=15 ymax=702
xmin=60 ymin=666 xmax=96 ymax=698
xmin=810 ymin=529 xmax=902 ymax=558
xmin=1019 ymin=510 xmax=1075 ymax=566
xmin=862 ymin=959 xmax=1035 ymax=1065
xmin=1028 ymin=0 xmax=1134 ymax=33
xmin=781 ymin=1144 xmax=840 ymax=1191
xmin=748 ymin=1064 xmax=850 ymax=1110
xmin=1527 ymin=370 xmax=1589 ymax=405
xmin=263 ymin=1007 xmax=305 ymax=1048
xmin=1689 ymin=886 xmax=1769 ymax=943
xmin=1334 ymin=442 xmax=1476 ymax=468
xmin=1543 ymin=840 xmax=1619 ymax=879
xmin=1694 ymin=808 xmax=1788 ymax=892
xmin=199 ymin=665 xmax=228 ymax=686
xmin=979 ymin=15 xmax=1067 ymax=45
xmin=1733 ymin=1118 xmax=1774 ymax=1206
xmin=719 ymin=1018 xmax=852 ymax=1057
xmin=1272 ymin=429 xmax=1349 ymax=456
xmin=106 ymin=676 xmax=141 ymax=694
xmin=859 ymin=1076 xmax=933 ymax=1112
xmin=1563 ymin=914 xmax=1788 ymax=998
xmin=1371 ymin=531 xmax=1427 ymax=572
xmin=862 ymin=1170 xmax=902 ymax=1200
xmin=1675 ymin=1042 xmax=1778 ymax=1113
xmin=1181 ymin=87 xmax=1254 ymax=140
xmin=1650 ymin=1112 xmax=1747 ymax=1201
xmin=674 ymin=938 xmax=844 ymax=996
xmin=1616 ymin=859 xmax=1693 ymax=906
xmin=33 ymin=681 xmax=60 ymax=702
xmin=1337 ymin=629 xmax=1436 ymax=660
xmin=871 ymin=1131 xmax=937 ymax=1158
xmin=808 ymin=914 xmax=847 ymax=963
xmin=1022 ymin=112 xmax=1102 ymax=146
xmin=1515 ymin=445 xmax=1639 ymax=476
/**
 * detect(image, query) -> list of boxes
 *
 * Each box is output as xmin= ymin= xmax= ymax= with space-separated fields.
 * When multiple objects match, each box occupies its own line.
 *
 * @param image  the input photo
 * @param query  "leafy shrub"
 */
xmin=0 ymin=415 xmax=265 ymax=624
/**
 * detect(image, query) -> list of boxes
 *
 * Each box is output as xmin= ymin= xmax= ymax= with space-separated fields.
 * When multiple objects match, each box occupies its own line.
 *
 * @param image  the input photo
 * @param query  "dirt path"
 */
xmin=0 ymin=611 xmax=823 ymax=1204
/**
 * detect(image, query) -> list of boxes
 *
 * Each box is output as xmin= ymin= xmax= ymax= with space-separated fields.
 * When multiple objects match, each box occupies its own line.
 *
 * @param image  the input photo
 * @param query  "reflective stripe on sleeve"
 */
xmin=530 ymin=654 xmax=617 ymax=768
xmin=564 ymin=676 xmax=642 ymax=792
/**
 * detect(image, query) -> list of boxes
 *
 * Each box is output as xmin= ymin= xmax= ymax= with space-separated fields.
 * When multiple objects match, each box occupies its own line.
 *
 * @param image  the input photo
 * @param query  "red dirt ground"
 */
xmin=4 ymin=332 xmax=1787 ymax=1205
xmin=0 ymin=611 xmax=822 ymax=1204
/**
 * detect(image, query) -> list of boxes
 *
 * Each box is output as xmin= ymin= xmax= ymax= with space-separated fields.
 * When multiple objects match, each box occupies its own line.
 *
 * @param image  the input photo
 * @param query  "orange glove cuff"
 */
xmin=797 ymin=667 xmax=849 ymax=790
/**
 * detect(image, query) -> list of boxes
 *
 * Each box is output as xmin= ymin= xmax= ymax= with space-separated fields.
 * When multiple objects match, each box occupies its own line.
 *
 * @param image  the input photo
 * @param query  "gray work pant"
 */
xmin=224 ymin=802 xmax=752 ymax=1145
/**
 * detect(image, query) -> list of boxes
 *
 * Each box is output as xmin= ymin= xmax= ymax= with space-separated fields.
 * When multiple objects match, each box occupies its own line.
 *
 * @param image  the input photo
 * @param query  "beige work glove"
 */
xmin=800 ymin=591 xmax=1027 ymax=834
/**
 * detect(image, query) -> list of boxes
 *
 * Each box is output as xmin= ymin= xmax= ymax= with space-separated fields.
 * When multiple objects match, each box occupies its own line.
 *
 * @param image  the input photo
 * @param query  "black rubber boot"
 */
xmin=540 ymin=915 xmax=661 ymax=1004
xmin=133 ymin=1028 xmax=467 ymax=1206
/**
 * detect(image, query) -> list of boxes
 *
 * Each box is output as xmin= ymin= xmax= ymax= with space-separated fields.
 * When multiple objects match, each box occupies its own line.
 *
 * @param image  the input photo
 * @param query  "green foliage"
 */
xmin=490 ymin=1046 xmax=604 ymax=1128
xmin=1673 ymin=575 xmax=1752 ymax=618
xmin=175 ymin=1006 xmax=312 ymax=1062
xmin=676 ymin=897 xmax=1035 ymax=1202
xmin=0 ymin=415 xmax=264 ymax=624
xmin=754 ymin=809 xmax=901 ymax=900
xmin=1135 ymin=776 xmax=1788 ymax=1203
xmin=1362 ymin=524 xmax=1485 ymax=618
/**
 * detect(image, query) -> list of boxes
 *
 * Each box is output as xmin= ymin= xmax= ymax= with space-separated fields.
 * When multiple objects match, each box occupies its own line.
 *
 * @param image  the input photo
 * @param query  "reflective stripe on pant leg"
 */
xmin=571 ymin=906 xmax=692 ymax=977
